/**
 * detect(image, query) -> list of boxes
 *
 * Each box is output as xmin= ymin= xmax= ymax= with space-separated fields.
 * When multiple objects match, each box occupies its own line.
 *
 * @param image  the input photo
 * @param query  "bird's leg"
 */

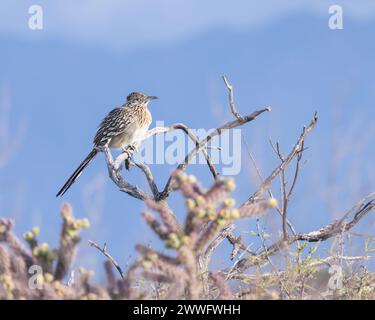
xmin=130 ymin=143 xmax=140 ymax=153
xmin=124 ymin=143 xmax=140 ymax=171
xmin=113 ymin=149 xmax=132 ymax=171
xmin=111 ymin=145 xmax=133 ymax=171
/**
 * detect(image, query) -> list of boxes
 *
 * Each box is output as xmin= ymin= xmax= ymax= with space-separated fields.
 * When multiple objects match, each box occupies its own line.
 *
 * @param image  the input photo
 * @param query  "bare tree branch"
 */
xmin=88 ymin=240 xmax=125 ymax=280
xmin=243 ymin=137 xmax=297 ymax=236
xmin=271 ymin=140 xmax=305 ymax=241
xmin=102 ymin=147 xmax=150 ymax=201
xmin=142 ymin=123 xmax=219 ymax=179
xmin=135 ymin=162 xmax=160 ymax=199
xmin=242 ymin=112 xmax=318 ymax=207
xmin=101 ymin=76 xmax=270 ymax=203
xmin=198 ymin=224 xmax=235 ymax=295
xmin=232 ymin=192 xmax=375 ymax=274
xmin=222 ymin=75 xmax=242 ymax=120
xmin=157 ymin=107 xmax=270 ymax=201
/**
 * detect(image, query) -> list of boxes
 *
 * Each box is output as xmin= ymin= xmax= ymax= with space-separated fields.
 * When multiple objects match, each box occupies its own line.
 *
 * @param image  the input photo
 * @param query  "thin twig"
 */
xmin=142 ymin=123 xmax=219 ymax=179
xmin=255 ymin=219 xmax=291 ymax=299
xmin=243 ymin=112 xmax=318 ymax=207
xmin=199 ymin=224 xmax=235 ymax=274
xmin=222 ymin=76 xmax=243 ymax=120
xmin=158 ymin=107 xmax=270 ymax=201
xmin=88 ymin=240 xmax=125 ymax=280
xmin=244 ymin=135 xmax=297 ymax=236
xmin=135 ymin=162 xmax=160 ymax=199
xmin=231 ymin=192 xmax=375 ymax=274
xmin=101 ymin=77 xmax=269 ymax=205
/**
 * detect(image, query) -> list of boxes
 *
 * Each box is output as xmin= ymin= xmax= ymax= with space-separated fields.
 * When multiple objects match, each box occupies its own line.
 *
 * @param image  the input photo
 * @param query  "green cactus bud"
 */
xmin=23 ymin=231 xmax=34 ymax=241
xmin=224 ymin=178 xmax=236 ymax=192
xmin=180 ymin=235 xmax=190 ymax=246
xmin=66 ymin=229 xmax=77 ymax=238
xmin=72 ymin=221 xmax=81 ymax=230
xmin=217 ymin=218 xmax=228 ymax=226
xmin=268 ymin=198 xmax=278 ymax=208
xmin=224 ymin=198 xmax=236 ymax=208
xmin=195 ymin=195 xmax=206 ymax=207
xmin=207 ymin=211 xmax=217 ymax=221
xmin=52 ymin=280 xmax=62 ymax=290
xmin=141 ymin=259 xmax=153 ymax=270
xmin=176 ymin=171 xmax=187 ymax=182
xmin=187 ymin=175 xmax=197 ymax=184
xmin=148 ymin=252 xmax=158 ymax=262
xmin=185 ymin=198 xmax=196 ymax=210
xmin=80 ymin=218 xmax=90 ymax=228
xmin=196 ymin=209 xmax=206 ymax=219
xmin=219 ymin=209 xmax=231 ymax=219
xmin=166 ymin=233 xmax=181 ymax=249
xmin=44 ymin=273 xmax=54 ymax=283
xmin=32 ymin=227 xmax=40 ymax=236
xmin=40 ymin=243 xmax=49 ymax=254
xmin=230 ymin=208 xmax=240 ymax=219
xmin=32 ymin=247 xmax=39 ymax=256
xmin=206 ymin=205 xmax=215 ymax=215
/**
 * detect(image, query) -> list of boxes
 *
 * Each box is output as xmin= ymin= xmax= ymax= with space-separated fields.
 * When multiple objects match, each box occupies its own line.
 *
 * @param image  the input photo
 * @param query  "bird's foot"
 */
xmin=125 ymin=159 xmax=132 ymax=171
xmin=122 ymin=145 xmax=137 ymax=171
xmin=128 ymin=144 xmax=138 ymax=153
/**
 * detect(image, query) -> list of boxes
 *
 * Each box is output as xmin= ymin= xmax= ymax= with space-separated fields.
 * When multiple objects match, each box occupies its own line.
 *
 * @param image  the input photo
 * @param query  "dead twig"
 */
xmin=232 ymin=192 xmax=375 ymax=274
xmin=243 ymin=112 xmax=318 ymax=207
xmin=102 ymin=76 xmax=269 ymax=203
xmin=88 ymin=240 xmax=125 ymax=280
xmin=222 ymin=76 xmax=243 ymax=120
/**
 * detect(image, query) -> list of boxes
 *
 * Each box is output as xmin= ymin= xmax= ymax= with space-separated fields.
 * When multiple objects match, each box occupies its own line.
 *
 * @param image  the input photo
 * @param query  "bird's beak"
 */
xmin=148 ymin=95 xmax=158 ymax=101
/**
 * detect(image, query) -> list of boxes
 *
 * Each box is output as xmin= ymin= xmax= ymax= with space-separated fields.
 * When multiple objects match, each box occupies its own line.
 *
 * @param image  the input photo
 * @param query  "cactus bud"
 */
xmin=187 ymin=175 xmax=197 ymax=184
xmin=224 ymin=178 xmax=236 ymax=192
xmin=23 ymin=231 xmax=34 ymax=241
xmin=180 ymin=235 xmax=190 ymax=246
xmin=141 ymin=259 xmax=153 ymax=270
xmin=195 ymin=195 xmax=206 ymax=207
xmin=268 ymin=198 xmax=278 ymax=208
xmin=224 ymin=198 xmax=236 ymax=208
xmin=185 ymin=198 xmax=196 ymax=210
xmin=217 ymin=218 xmax=228 ymax=226
xmin=32 ymin=227 xmax=40 ymax=236
xmin=195 ymin=209 xmax=206 ymax=219
xmin=176 ymin=171 xmax=187 ymax=182
xmin=81 ymin=218 xmax=90 ymax=228
xmin=230 ymin=208 xmax=240 ymax=219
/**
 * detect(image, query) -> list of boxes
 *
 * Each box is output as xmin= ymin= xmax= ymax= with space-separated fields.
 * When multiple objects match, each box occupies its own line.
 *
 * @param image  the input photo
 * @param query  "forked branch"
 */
xmin=103 ymin=76 xmax=270 ymax=202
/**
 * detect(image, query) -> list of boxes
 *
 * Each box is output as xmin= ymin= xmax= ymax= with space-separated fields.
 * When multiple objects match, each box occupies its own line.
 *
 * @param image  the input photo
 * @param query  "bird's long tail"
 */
xmin=56 ymin=149 xmax=98 ymax=197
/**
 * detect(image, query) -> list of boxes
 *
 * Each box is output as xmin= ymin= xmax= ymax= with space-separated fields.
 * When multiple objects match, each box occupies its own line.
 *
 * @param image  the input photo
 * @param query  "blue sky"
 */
xmin=1 ymin=1 xmax=374 ymax=279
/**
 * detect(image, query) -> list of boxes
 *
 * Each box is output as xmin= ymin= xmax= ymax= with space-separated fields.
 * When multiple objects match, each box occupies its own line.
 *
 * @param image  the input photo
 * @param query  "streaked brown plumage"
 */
xmin=56 ymin=92 xmax=157 ymax=197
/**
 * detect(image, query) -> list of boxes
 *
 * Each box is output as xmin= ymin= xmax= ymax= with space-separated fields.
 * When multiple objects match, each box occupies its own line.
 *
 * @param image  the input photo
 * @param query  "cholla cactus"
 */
xmin=122 ymin=170 xmax=277 ymax=299
xmin=54 ymin=203 xmax=90 ymax=280
xmin=0 ymin=204 xmax=98 ymax=299
xmin=1 ymin=175 xmax=374 ymax=300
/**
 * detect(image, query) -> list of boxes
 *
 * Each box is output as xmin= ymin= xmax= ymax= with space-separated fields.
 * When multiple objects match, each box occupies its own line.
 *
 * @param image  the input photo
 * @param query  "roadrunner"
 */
xmin=56 ymin=92 xmax=157 ymax=197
